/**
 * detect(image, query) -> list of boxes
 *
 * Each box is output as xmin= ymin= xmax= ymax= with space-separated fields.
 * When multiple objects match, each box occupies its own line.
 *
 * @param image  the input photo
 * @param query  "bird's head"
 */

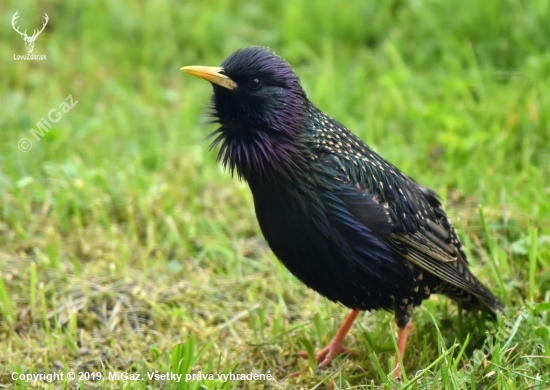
xmin=182 ymin=47 xmax=307 ymax=133
xmin=182 ymin=47 xmax=311 ymax=182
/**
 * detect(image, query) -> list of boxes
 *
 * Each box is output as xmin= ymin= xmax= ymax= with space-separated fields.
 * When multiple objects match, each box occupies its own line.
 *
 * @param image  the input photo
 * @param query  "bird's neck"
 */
xmin=212 ymin=125 xmax=312 ymax=187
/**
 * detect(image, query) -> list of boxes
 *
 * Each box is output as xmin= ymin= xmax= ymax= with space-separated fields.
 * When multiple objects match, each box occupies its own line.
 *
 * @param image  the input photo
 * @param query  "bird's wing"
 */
xmin=317 ymin=150 xmax=502 ymax=312
xmin=387 ymin=187 xmax=502 ymax=312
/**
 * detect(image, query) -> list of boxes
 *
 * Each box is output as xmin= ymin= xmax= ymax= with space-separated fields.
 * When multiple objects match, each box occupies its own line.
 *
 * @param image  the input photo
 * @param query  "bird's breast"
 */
xmin=248 ymin=180 xmax=415 ymax=311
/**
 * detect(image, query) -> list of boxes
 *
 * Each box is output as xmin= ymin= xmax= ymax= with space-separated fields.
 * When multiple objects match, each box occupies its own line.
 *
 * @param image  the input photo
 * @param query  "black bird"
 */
xmin=182 ymin=47 xmax=503 ymax=379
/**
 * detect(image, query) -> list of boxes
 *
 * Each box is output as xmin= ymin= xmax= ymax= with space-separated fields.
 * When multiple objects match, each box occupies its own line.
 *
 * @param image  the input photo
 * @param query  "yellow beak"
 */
xmin=181 ymin=66 xmax=237 ymax=90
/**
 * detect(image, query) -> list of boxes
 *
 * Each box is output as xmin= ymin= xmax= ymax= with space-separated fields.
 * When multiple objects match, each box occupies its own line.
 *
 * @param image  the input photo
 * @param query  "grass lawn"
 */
xmin=1 ymin=0 xmax=549 ymax=389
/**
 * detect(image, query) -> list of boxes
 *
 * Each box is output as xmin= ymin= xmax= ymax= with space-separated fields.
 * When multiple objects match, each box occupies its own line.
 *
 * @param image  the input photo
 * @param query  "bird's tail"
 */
xmin=440 ymin=282 xmax=504 ymax=319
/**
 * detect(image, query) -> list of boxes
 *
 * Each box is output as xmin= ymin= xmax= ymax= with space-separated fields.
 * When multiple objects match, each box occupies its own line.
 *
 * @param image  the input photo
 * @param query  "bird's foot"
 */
xmin=296 ymin=342 xmax=356 ymax=369
xmin=295 ymin=310 xmax=360 ymax=370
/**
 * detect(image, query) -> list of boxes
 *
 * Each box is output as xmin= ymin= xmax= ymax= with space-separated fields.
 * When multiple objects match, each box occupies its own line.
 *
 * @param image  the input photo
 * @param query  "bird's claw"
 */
xmin=296 ymin=343 xmax=356 ymax=369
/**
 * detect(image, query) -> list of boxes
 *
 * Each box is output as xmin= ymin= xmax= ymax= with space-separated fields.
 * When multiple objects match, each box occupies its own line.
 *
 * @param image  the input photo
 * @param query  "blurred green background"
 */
xmin=1 ymin=1 xmax=549 ymax=389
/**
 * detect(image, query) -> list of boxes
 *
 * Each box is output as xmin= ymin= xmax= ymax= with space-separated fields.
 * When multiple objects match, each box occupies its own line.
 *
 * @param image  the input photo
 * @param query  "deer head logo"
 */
xmin=11 ymin=11 xmax=49 ymax=54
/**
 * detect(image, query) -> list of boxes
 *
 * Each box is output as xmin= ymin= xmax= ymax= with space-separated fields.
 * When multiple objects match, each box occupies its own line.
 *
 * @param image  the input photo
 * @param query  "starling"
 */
xmin=182 ymin=47 xmax=503 ymax=379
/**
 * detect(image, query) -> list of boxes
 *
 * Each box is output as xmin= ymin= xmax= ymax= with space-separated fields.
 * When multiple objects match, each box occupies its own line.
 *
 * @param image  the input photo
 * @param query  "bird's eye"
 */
xmin=247 ymin=78 xmax=262 ymax=90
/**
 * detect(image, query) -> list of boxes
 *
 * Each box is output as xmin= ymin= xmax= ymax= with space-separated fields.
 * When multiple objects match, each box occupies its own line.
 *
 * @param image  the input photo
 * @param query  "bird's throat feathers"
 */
xmin=208 ymin=124 xmax=309 ymax=185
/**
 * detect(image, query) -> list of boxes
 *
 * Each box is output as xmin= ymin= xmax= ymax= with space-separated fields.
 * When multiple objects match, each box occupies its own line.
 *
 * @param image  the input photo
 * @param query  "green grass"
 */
xmin=1 ymin=0 xmax=549 ymax=388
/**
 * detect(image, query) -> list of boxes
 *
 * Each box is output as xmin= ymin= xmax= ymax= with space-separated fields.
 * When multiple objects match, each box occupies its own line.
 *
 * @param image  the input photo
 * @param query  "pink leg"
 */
xmin=297 ymin=309 xmax=360 ymax=368
xmin=393 ymin=319 xmax=412 ymax=381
